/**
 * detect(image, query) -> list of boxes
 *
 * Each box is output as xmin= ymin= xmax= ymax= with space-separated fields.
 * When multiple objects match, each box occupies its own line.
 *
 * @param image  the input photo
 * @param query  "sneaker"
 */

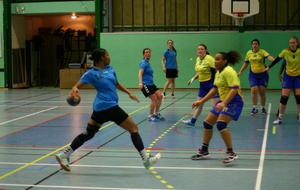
xmin=143 ymin=153 xmax=161 ymax=169
xmin=171 ymin=95 xmax=175 ymax=99
xmin=162 ymin=93 xmax=166 ymax=99
xmin=182 ymin=119 xmax=195 ymax=127
xmin=155 ymin=113 xmax=165 ymax=121
xmin=147 ymin=115 xmax=159 ymax=122
xmin=298 ymin=118 xmax=300 ymax=125
xmin=223 ymin=151 xmax=238 ymax=163
xmin=261 ymin=108 xmax=267 ymax=115
xmin=190 ymin=149 xmax=210 ymax=160
xmin=55 ymin=153 xmax=70 ymax=171
xmin=273 ymin=117 xmax=282 ymax=124
xmin=250 ymin=108 xmax=258 ymax=116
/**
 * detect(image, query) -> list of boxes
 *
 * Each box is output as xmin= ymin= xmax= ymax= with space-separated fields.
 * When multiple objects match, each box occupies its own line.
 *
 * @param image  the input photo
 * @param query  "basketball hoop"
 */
xmin=232 ymin=12 xmax=246 ymax=26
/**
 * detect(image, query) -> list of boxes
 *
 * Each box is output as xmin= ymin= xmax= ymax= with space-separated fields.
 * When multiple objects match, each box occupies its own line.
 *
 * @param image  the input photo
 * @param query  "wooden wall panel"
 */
xmin=154 ymin=0 xmax=165 ymax=26
xmin=198 ymin=0 xmax=209 ymax=26
xmin=113 ymin=0 xmax=123 ymax=26
xmin=210 ymin=0 xmax=221 ymax=25
xmin=187 ymin=0 xmax=198 ymax=25
xmin=165 ymin=0 xmax=176 ymax=26
xmin=112 ymin=0 xmax=300 ymax=31
xmin=254 ymin=0 xmax=265 ymax=25
xmin=288 ymin=0 xmax=299 ymax=25
xmin=176 ymin=0 xmax=187 ymax=26
xmin=133 ymin=0 xmax=143 ymax=26
xmin=265 ymin=0 xmax=276 ymax=24
xmin=123 ymin=0 xmax=133 ymax=26
xmin=277 ymin=0 xmax=288 ymax=25
xmin=144 ymin=0 xmax=154 ymax=26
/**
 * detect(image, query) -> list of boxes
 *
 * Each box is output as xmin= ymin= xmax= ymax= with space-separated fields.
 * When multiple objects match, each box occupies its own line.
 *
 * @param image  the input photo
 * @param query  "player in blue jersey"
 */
xmin=190 ymin=51 xmax=243 ymax=164
xmin=139 ymin=48 xmax=165 ymax=122
xmin=55 ymin=48 xmax=161 ymax=171
xmin=182 ymin=44 xmax=219 ymax=127
xmin=238 ymin=39 xmax=275 ymax=116
xmin=162 ymin=40 xmax=178 ymax=99
xmin=265 ymin=36 xmax=300 ymax=124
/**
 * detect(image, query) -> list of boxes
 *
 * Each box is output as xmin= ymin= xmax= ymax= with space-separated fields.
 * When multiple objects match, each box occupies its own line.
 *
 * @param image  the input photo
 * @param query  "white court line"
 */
xmin=255 ymin=103 xmax=271 ymax=190
xmin=0 ymin=162 xmax=258 ymax=171
xmin=0 ymin=106 xmax=58 ymax=126
xmin=0 ymin=184 xmax=160 ymax=190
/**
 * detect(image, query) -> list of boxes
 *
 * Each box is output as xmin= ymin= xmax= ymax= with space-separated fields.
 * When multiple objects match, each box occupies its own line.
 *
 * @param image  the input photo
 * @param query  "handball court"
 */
xmin=0 ymin=88 xmax=299 ymax=190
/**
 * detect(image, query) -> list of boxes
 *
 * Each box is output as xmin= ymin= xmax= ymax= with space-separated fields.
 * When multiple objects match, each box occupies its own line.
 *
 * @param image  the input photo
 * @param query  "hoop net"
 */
xmin=232 ymin=12 xmax=246 ymax=26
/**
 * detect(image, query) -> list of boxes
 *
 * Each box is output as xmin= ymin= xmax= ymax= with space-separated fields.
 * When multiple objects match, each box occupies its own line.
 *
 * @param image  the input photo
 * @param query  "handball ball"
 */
xmin=67 ymin=92 xmax=81 ymax=106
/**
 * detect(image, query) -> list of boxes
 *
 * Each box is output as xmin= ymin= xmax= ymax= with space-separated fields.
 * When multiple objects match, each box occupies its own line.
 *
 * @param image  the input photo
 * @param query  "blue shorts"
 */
xmin=249 ymin=71 xmax=269 ymax=88
xmin=282 ymin=73 xmax=300 ymax=89
xmin=198 ymin=79 xmax=219 ymax=98
xmin=210 ymin=100 xmax=244 ymax=121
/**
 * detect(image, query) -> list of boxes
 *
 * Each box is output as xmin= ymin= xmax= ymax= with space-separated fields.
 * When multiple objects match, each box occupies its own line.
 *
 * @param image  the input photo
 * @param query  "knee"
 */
xmin=216 ymin=121 xmax=227 ymax=131
xmin=81 ymin=123 xmax=100 ymax=141
xmin=280 ymin=96 xmax=289 ymax=105
xmin=203 ymin=121 xmax=213 ymax=130
xmin=295 ymin=95 xmax=300 ymax=104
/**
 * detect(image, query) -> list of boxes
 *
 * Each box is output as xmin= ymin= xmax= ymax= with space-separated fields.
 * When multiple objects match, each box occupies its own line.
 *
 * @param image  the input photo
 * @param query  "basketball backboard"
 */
xmin=222 ymin=0 xmax=259 ymax=28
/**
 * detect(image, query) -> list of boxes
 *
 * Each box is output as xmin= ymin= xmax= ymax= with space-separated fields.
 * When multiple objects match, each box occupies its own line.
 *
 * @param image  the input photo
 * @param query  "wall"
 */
xmin=0 ymin=2 xmax=4 ymax=87
xmin=99 ymin=31 xmax=299 ymax=90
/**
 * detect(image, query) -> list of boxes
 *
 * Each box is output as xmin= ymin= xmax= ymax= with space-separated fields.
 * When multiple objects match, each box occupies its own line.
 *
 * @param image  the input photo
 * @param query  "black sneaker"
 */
xmin=190 ymin=149 xmax=210 ymax=160
xmin=223 ymin=151 xmax=238 ymax=163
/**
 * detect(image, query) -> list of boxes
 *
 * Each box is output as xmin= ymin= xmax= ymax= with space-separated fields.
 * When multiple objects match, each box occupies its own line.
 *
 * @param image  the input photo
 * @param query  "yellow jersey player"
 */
xmin=265 ymin=36 xmax=300 ymax=124
xmin=238 ymin=39 xmax=275 ymax=115
xmin=190 ymin=51 xmax=243 ymax=164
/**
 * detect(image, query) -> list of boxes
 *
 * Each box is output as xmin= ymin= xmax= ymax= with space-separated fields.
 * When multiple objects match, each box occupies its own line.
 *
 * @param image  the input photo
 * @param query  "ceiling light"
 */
xmin=71 ymin=13 xmax=77 ymax=19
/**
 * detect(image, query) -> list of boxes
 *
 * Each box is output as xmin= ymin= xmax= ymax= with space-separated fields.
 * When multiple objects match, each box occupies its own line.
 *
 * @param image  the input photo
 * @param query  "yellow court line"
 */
xmin=0 ymin=104 xmax=150 ymax=180
xmin=272 ymin=126 xmax=276 ymax=134
xmin=146 ymin=114 xmax=190 ymax=189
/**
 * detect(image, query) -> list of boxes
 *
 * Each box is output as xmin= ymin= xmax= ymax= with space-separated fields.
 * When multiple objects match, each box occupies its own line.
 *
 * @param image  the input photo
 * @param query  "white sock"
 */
xmin=279 ymin=114 xmax=283 ymax=118
xmin=253 ymin=105 xmax=257 ymax=108
xmin=63 ymin=146 xmax=74 ymax=157
xmin=139 ymin=149 xmax=149 ymax=163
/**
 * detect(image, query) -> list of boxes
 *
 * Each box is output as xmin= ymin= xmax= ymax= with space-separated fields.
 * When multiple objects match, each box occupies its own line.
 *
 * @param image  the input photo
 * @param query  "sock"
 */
xmin=227 ymin=148 xmax=233 ymax=152
xmin=131 ymin=133 xmax=147 ymax=162
xmin=172 ymin=93 xmax=174 ymax=96
xmin=279 ymin=114 xmax=283 ymax=118
xmin=139 ymin=149 xmax=149 ymax=163
xmin=253 ymin=105 xmax=257 ymax=108
xmin=298 ymin=114 xmax=300 ymax=119
xmin=63 ymin=146 xmax=74 ymax=157
xmin=191 ymin=118 xmax=197 ymax=124
xmin=163 ymin=92 xmax=166 ymax=96
xmin=201 ymin=143 xmax=209 ymax=152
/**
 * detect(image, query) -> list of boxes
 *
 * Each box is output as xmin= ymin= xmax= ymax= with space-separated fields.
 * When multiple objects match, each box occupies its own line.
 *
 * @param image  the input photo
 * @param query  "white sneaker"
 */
xmin=56 ymin=153 xmax=70 ymax=171
xmin=273 ymin=117 xmax=282 ymax=124
xmin=143 ymin=153 xmax=161 ymax=169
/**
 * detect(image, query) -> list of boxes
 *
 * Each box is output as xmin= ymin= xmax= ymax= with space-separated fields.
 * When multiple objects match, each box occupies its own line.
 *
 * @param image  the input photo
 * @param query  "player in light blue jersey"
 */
xmin=139 ymin=48 xmax=165 ymax=122
xmin=55 ymin=48 xmax=161 ymax=171
xmin=162 ymin=40 xmax=178 ymax=99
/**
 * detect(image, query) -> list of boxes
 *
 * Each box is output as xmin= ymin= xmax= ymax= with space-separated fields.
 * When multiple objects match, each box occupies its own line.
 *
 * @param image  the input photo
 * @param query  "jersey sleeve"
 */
xmin=278 ymin=49 xmax=286 ymax=58
xmin=80 ymin=70 xmax=92 ymax=84
xmin=244 ymin=51 xmax=250 ymax=62
xmin=261 ymin=49 xmax=270 ymax=58
xmin=226 ymin=69 xmax=240 ymax=89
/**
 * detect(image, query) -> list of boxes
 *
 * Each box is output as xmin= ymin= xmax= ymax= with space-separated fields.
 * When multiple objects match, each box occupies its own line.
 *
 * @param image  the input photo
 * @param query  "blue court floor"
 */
xmin=0 ymin=88 xmax=299 ymax=190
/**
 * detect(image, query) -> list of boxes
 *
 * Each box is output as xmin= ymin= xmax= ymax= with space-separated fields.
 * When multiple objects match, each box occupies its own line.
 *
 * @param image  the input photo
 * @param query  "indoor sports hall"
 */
xmin=0 ymin=88 xmax=299 ymax=190
xmin=1 ymin=0 xmax=300 ymax=190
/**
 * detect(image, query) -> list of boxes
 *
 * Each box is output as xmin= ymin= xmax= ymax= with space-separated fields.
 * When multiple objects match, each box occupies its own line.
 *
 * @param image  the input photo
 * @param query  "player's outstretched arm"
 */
xmin=116 ymin=81 xmax=140 ymax=103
